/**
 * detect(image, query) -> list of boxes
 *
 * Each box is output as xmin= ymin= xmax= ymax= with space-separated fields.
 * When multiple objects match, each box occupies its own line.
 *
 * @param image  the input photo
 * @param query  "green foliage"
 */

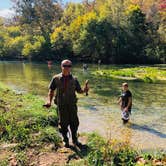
xmin=62 ymin=2 xmax=85 ymax=25
xmin=69 ymin=11 xmax=98 ymax=41
xmin=5 ymin=122 xmax=30 ymax=142
xmin=22 ymin=35 xmax=45 ymax=58
xmin=16 ymin=151 xmax=28 ymax=165
xmin=92 ymin=66 xmax=166 ymax=83
xmin=0 ymin=26 xmax=28 ymax=58
xmin=127 ymin=5 xmax=146 ymax=32
xmin=0 ymin=159 xmax=9 ymax=166
xmin=6 ymin=26 xmax=21 ymax=38
xmin=72 ymin=17 xmax=115 ymax=62
xmin=143 ymin=76 xmax=154 ymax=83
xmin=4 ymin=36 xmax=27 ymax=57
xmin=113 ymin=146 xmax=137 ymax=166
xmin=87 ymin=133 xmax=108 ymax=165
xmin=126 ymin=6 xmax=148 ymax=63
xmin=50 ymin=25 xmax=72 ymax=60
xmin=86 ymin=133 xmax=137 ymax=166
xmin=0 ymin=85 xmax=60 ymax=151
xmin=39 ymin=127 xmax=61 ymax=146
xmin=87 ymin=133 xmax=106 ymax=149
xmin=0 ymin=0 xmax=165 ymax=63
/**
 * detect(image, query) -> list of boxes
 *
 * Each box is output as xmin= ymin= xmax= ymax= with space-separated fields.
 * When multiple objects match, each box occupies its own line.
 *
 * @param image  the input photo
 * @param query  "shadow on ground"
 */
xmin=66 ymin=144 xmax=90 ymax=163
xmin=129 ymin=123 xmax=166 ymax=138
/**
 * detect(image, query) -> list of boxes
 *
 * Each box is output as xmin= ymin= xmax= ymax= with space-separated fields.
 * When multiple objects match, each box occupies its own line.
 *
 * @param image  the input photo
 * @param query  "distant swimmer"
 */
xmin=47 ymin=61 xmax=52 ymax=69
xmin=83 ymin=63 xmax=88 ymax=71
xmin=98 ymin=59 xmax=101 ymax=65
xmin=98 ymin=60 xmax=101 ymax=70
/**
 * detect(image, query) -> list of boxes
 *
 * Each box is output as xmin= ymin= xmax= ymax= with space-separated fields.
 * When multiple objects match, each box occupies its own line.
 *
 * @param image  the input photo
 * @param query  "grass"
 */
xmin=86 ymin=133 xmax=137 ymax=166
xmin=78 ymin=133 xmax=166 ymax=166
xmin=0 ymin=83 xmax=60 ymax=153
xmin=92 ymin=66 xmax=166 ymax=83
xmin=68 ymin=133 xmax=166 ymax=165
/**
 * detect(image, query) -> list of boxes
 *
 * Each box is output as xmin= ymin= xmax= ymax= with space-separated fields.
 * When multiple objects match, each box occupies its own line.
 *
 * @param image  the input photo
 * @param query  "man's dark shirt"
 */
xmin=48 ymin=73 xmax=82 ymax=105
xmin=48 ymin=73 xmax=81 ymax=92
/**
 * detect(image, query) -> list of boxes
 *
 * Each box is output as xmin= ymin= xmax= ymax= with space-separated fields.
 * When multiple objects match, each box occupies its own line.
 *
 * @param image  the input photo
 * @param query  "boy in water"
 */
xmin=118 ymin=82 xmax=132 ymax=123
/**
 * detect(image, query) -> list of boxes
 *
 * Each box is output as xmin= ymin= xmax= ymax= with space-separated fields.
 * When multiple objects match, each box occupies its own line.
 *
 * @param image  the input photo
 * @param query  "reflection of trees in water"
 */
xmin=0 ymin=62 xmax=60 ymax=95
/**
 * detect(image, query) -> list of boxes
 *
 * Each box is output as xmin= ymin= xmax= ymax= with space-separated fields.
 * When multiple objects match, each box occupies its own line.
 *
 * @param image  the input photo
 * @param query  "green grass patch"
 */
xmin=39 ymin=126 xmax=61 ymax=146
xmin=15 ymin=151 xmax=28 ymax=166
xmin=0 ymin=159 xmax=9 ymax=166
xmin=76 ymin=133 xmax=166 ymax=166
xmin=92 ymin=66 xmax=166 ymax=83
xmin=86 ymin=133 xmax=137 ymax=166
xmin=0 ymin=84 xmax=60 ymax=152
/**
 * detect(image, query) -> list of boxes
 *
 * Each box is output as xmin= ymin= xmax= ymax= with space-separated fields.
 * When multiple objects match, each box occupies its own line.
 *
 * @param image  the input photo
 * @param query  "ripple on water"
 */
xmin=78 ymin=105 xmax=166 ymax=151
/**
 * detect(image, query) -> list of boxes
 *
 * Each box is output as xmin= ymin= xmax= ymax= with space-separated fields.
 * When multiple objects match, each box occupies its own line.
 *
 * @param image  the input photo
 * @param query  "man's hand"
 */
xmin=44 ymin=89 xmax=54 ymax=108
xmin=43 ymin=103 xmax=51 ymax=108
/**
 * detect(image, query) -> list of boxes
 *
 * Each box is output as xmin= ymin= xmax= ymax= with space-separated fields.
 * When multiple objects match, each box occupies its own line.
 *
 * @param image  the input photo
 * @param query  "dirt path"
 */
xmin=0 ymin=136 xmax=88 ymax=166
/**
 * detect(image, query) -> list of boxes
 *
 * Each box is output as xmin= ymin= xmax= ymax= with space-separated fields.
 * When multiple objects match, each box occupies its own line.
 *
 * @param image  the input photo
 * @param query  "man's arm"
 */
xmin=127 ymin=97 xmax=132 ymax=109
xmin=76 ymin=87 xmax=88 ymax=94
xmin=44 ymin=77 xmax=56 ymax=108
xmin=47 ymin=89 xmax=55 ymax=105
xmin=117 ymin=97 xmax=122 ymax=105
xmin=117 ymin=97 xmax=123 ymax=111
xmin=77 ymin=88 xmax=88 ymax=94
xmin=76 ymin=79 xmax=89 ymax=95
xmin=43 ymin=89 xmax=54 ymax=108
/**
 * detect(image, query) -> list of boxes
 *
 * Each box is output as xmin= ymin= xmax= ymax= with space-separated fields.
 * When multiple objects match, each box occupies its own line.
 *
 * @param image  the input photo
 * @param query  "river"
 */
xmin=0 ymin=61 xmax=166 ymax=152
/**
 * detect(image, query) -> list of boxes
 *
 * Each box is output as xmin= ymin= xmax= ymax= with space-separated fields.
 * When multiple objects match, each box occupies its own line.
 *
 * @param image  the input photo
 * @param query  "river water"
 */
xmin=0 ymin=61 xmax=166 ymax=151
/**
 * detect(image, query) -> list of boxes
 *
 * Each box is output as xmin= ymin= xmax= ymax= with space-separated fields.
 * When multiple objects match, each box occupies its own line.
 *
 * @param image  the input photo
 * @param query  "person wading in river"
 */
xmin=118 ymin=82 xmax=132 ymax=123
xmin=44 ymin=59 xmax=89 ymax=148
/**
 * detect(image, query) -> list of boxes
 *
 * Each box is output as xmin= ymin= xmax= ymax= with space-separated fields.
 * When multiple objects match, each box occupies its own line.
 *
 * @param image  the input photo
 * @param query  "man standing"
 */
xmin=45 ymin=59 xmax=89 ymax=147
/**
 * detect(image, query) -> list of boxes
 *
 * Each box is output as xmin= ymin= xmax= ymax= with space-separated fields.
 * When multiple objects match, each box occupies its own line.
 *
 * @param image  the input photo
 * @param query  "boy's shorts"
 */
xmin=121 ymin=110 xmax=130 ymax=120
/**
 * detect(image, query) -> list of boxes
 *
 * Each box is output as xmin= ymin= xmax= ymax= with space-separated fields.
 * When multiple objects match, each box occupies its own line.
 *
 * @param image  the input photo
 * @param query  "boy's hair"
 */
xmin=122 ymin=82 xmax=128 ymax=87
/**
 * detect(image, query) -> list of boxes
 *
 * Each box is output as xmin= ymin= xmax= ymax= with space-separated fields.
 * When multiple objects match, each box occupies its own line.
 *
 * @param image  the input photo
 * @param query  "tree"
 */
xmin=50 ymin=25 xmax=72 ymax=60
xmin=22 ymin=35 xmax=46 ymax=60
xmin=72 ymin=17 xmax=116 ymax=63
xmin=0 ymin=18 xmax=5 ymax=57
xmin=61 ymin=2 xmax=85 ymax=26
xmin=12 ymin=0 xmax=63 ymax=56
xmin=126 ymin=5 xmax=148 ymax=63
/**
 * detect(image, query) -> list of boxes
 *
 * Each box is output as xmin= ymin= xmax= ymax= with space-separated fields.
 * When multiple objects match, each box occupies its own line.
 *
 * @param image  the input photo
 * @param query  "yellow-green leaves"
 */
xmin=51 ymin=26 xmax=63 ymax=44
xmin=126 ymin=4 xmax=140 ymax=15
xmin=22 ymin=36 xmax=45 ymax=57
xmin=6 ymin=26 xmax=21 ymax=38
